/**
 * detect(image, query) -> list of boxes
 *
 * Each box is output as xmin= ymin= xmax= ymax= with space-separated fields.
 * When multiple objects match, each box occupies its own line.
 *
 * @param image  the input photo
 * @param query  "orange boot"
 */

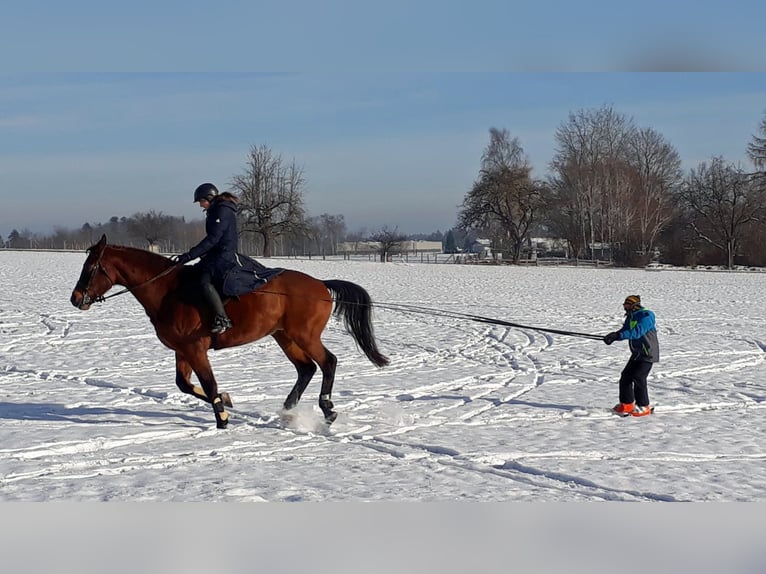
xmin=612 ymin=402 xmax=635 ymax=415
xmin=630 ymin=405 xmax=653 ymax=417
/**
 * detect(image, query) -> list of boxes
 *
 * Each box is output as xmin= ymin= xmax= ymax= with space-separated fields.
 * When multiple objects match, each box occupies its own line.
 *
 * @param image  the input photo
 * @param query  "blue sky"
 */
xmin=1 ymin=0 xmax=765 ymax=236
xmin=3 ymin=1 xmax=764 ymax=72
xmin=2 ymin=73 xmax=765 ymax=236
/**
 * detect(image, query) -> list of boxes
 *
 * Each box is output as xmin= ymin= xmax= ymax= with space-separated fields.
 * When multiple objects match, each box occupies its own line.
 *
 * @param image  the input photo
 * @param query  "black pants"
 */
xmin=619 ymin=360 xmax=653 ymax=406
xmin=199 ymin=269 xmax=228 ymax=319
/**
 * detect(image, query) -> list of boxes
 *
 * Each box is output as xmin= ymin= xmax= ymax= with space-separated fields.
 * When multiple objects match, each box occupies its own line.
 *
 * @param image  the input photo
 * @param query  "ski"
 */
xmin=612 ymin=406 xmax=655 ymax=417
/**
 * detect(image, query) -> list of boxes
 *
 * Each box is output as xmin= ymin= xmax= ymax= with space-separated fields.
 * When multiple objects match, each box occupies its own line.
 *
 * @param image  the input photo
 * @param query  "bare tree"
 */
xmin=307 ymin=213 xmax=346 ymax=255
xmin=458 ymin=128 xmax=543 ymax=262
xmin=747 ymin=110 xmax=766 ymax=171
xmin=231 ymin=144 xmax=308 ymax=257
xmin=542 ymin=174 xmax=588 ymax=258
xmin=679 ymin=157 xmax=766 ymax=269
xmin=626 ymin=127 xmax=682 ymax=258
xmin=126 ymin=210 xmax=174 ymax=249
xmin=550 ymin=106 xmax=634 ymax=261
xmin=369 ymin=226 xmax=407 ymax=262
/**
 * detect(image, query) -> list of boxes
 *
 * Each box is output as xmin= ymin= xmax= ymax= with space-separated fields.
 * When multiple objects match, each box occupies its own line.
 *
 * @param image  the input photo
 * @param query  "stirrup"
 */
xmin=211 ymin=315 xmax=232 ymax=334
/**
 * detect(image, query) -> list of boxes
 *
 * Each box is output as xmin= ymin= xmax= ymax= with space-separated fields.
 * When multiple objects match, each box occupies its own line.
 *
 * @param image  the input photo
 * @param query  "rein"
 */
xmin=370 ymin=301 xmax=604 ymax=341
xmin=95 ymin=264 xmax=178 ymax=302
xmin=253 ymin=288 xmax=603 ymax=341
xmin=81 ymin=247 xmax=178 ymax=303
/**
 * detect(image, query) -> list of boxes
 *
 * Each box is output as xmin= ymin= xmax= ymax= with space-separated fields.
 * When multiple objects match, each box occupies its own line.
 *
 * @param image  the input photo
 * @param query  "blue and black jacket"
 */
xmin=186 ymin=193 xmax=239 ymax=280
xmin=617 ymin=306 xmax=659 ymax=363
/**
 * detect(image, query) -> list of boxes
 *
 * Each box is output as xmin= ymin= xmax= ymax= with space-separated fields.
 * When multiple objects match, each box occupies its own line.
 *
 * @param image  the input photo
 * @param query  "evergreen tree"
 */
xmin=7 ymin=229 xmax=21 ymax=248
xmin=444 ymin=229 xmax=457 ymax=253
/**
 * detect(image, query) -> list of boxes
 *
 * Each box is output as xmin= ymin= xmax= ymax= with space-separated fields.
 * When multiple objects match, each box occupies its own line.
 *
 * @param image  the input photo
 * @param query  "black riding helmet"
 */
xmin=193 ymin=182 xmax=219 ymax=203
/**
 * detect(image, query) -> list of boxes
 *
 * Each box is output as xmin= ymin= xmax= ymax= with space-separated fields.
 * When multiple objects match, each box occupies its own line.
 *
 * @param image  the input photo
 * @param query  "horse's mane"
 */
xmin=106 ymin=244 xmax=175 ymax=271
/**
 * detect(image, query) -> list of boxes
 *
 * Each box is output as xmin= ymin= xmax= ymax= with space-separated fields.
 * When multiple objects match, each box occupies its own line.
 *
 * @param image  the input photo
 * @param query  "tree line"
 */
xmin=3 ymin=143 xmax=427 ymax=260
xmin=458 ymin=106 xmax=766 ymax=268
xmin=5 ymin=107 xmax=766 ymax=268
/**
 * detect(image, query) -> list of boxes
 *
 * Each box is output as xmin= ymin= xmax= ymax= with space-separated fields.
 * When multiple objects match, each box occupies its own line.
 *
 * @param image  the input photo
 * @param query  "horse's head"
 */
xmin=70 ymin=234 xmax=116 ymax=310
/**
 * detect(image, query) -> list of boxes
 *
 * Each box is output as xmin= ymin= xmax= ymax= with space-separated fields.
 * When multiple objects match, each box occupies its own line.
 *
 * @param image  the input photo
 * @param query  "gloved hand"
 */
xmin=603 ymin=331 xmax=620 ymax=345
xmin=170 ymin=253 xmax=192 ymax=265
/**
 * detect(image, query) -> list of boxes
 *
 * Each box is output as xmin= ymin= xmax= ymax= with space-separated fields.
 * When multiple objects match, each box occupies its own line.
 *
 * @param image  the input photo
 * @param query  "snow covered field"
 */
xmin=1 ymin=249 xmax=764 ymax=571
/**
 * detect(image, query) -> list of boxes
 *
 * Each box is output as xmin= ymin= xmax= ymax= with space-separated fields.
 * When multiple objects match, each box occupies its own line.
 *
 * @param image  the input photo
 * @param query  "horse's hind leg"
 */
xmin=174 ymin=352 xmax=232 ymax=408
xmin=288 ymin=333 xmax=338 ymax=423
xmin=272 ymin=332 xmax=317 ymax=411
xmin=317 ymin=347 xmax=338 ymax=423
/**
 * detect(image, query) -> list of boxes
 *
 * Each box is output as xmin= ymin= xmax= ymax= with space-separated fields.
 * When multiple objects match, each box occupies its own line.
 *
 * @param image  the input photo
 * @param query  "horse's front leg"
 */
xmin=177 ymin=349 xmax=232 ymax=429
xmin=174 ymin=352 xmax=208 ymax=402
xmin=175 ymin=352 xmax=233 ymax=407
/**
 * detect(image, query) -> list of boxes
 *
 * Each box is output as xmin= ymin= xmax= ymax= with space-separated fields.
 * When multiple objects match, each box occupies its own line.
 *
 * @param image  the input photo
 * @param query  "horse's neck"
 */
xmin=110 ymin=247 xmax=168 ymax=285
xmin=108 ymin=247 xmax=172 ymax=314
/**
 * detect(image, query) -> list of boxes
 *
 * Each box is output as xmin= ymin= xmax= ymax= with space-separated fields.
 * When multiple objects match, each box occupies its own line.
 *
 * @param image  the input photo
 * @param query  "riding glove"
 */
xmin=171 ymin=253 xmax=192 ymax=265
xmin=603 ymin=331 xmax=620 ymax=345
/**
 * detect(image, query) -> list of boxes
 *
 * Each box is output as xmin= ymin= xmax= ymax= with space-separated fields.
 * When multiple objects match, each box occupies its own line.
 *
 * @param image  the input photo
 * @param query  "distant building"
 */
xmin=467 ymin=238 xmax=492 ymax=258
xmin=401 ymin=240 xmax=442 ymax=253
xmin=338 ymin=240 xmax=443 ymax=254
xmin=529 ymin=237 xmax=569 ymax=258
xmin=338 ymin=240 xmax=381 ymax=253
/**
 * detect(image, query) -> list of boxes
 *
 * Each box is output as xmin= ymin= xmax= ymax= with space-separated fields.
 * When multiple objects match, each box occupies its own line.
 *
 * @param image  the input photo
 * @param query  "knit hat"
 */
xmin=623 ymin=295 xmax=641 ymax=307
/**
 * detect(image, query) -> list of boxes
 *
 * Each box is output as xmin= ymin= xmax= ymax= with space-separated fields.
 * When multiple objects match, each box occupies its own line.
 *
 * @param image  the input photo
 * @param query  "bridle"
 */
xmin=76 ymin=246 xmax=177 ymax=306
xmin=75 ymin=247 xmax=114 ymax=307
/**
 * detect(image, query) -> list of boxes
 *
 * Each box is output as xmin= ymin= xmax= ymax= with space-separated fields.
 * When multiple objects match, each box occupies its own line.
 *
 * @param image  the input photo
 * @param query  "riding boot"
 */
xmin=200 ymin=282 xmax=232 ymax=334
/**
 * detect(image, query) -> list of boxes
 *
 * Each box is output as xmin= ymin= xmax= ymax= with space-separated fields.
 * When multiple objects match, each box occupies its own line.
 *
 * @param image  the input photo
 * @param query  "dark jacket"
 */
xmin=617 ymin=306 xmax=660 ymax=363
xmin=186 ymin=193 xmax=239 ymax=279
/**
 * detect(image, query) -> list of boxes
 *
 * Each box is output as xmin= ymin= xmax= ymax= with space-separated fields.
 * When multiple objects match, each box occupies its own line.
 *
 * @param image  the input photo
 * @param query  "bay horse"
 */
xmin=70 ymin=235 xmax=389 ymax=429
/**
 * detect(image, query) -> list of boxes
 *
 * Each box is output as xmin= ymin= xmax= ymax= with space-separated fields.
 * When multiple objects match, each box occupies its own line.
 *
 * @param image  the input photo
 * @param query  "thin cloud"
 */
xmin=0 ymin=114 xmax=50 ymax=129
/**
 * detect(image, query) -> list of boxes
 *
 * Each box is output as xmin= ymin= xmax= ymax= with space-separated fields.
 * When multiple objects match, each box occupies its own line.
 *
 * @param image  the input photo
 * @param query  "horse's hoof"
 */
xmin=221 ymin=392 xmax=233 ymax=407
xmin=279 ymin=410 xmax=296 ymax=426
xmin=213 ymin=398 xmax=229 ymax=429
xmin=324 ymin=411 xmax=338 ymax=425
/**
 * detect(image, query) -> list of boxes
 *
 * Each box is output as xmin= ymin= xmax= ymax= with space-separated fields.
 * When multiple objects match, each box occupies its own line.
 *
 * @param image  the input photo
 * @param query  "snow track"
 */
xmin=1 ymin=251 xmax=765 ymax=501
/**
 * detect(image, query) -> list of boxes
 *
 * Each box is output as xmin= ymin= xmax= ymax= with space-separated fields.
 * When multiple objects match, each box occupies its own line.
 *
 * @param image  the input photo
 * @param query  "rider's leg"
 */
xmin=200 ymin=270 xmax=232 ymax=333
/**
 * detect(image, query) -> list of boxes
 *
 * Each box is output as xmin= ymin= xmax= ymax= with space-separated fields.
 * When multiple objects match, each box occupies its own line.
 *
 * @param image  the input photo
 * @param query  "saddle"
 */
xmin=221 ymin=253 xmax=285 ymax=297
xmin=177 ymin=253 xmax=284 ymax=304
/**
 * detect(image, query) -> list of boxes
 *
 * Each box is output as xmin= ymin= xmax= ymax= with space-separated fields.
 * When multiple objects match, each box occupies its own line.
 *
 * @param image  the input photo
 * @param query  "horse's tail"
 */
xmin=323 ymin=280 xmax=390 ymax=367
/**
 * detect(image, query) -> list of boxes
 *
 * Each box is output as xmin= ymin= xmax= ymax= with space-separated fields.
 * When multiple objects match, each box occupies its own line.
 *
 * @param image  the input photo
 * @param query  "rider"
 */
xmin=173 ymin=183 xmax=238 ymax=334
